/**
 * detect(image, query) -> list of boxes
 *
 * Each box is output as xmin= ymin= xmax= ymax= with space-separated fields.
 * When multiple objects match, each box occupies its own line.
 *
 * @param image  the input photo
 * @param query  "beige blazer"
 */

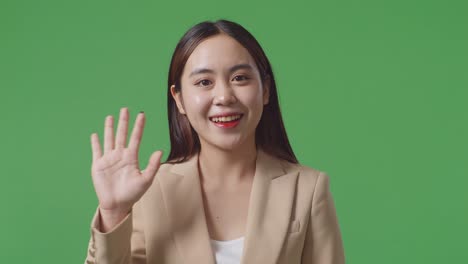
xmin=84 ymin=149 xmax=345 ymax=264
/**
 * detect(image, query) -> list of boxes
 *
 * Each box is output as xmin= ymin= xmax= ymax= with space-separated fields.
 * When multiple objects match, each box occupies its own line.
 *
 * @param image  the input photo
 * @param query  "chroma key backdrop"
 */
xmin=1 ymin=0 xmax=467 ymax=263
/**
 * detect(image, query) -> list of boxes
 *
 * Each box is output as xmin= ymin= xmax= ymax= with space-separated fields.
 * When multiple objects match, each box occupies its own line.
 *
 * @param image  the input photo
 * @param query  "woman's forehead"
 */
xmin=183 ymin=34 xmax=257 ymax=75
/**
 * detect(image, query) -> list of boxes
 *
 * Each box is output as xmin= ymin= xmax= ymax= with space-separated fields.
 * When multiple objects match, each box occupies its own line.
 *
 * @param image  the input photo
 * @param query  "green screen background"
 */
xmin=1 ymin=0 xmax=467 ymax=263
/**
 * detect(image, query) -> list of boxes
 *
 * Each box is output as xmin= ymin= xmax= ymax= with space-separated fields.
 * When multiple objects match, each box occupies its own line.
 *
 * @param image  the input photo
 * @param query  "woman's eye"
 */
xmin=233 ymin=75 xmax=249 ymax=82
xmin=196 ymin=79 xmax=212 ymax=86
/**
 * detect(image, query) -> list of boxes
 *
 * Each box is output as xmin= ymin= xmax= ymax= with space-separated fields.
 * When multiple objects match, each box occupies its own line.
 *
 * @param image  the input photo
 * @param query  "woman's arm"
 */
xmin=84 ymin=199 xmax=146 ymax=264
xmin=301 ymin=172 xmax=345 ymax=264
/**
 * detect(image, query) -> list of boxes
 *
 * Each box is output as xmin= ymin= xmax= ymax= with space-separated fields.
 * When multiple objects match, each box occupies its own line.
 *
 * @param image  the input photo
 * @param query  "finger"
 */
xmin=104 ymin=115 xmax=114 ymax=154
xmin=142 ymin=150 xmax=163 ymax=182
xmin=115 ymin=107 xmax=129 ymax=149
xmin=128 ymin=112 xmax=145 ymax=153
xmin=90 ymin=133 xmax=102 ymax=162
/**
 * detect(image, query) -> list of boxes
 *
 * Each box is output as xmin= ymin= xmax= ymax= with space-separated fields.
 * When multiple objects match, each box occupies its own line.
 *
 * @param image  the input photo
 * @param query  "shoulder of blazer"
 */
xmin=155 ymin=162 xmax=177 ymax=177
xmin=281 ymin=160 xmax=323 ymax=180
xmin=280 ymin=160 xmax=330 ymax=202
xmin=154 ymin=151 xmax=325 ymax=185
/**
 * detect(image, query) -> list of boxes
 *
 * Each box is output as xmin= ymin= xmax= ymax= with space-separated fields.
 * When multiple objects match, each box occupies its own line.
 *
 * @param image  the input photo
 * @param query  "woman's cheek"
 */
xmin=241 ymin=90 xmax=263 ymax=108
xmin=185 ymin=92 xmax=211 ymax=118
xmin=193 ymin=94 xmax=203 ymax=105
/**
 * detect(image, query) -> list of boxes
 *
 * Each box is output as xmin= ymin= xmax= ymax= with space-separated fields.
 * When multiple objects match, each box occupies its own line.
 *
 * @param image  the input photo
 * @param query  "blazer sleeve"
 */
xmin=301 ymin=171 xmax=345 ymax=264
xmin=84 ymin=199 xmax=146 ymax=264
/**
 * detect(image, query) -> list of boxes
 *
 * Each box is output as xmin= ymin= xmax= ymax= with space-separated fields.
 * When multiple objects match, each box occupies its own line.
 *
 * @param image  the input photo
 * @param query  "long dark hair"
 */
xmin=165 ymin=19 xmax=298 ymax=164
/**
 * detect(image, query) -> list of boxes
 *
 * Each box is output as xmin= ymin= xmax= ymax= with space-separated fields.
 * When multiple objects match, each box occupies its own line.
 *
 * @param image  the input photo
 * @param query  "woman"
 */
xmin=85 ymin=19 xmax=345 ymax=264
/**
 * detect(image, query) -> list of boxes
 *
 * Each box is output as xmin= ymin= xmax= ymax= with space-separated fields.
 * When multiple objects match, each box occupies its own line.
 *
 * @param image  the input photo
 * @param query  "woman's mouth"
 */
xmin=209 ymin=114 xmax=243 ymax=128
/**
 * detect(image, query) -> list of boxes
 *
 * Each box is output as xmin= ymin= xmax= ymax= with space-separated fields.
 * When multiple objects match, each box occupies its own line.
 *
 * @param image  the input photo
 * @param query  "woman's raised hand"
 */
xmin=90 ymin=107 xmax=162 ymax=231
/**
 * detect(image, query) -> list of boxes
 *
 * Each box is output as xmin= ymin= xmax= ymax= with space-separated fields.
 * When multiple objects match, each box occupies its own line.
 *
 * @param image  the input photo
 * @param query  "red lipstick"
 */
xmin=209 ymin=113 xmax=243 ymax=129
xmin=213 ymin=119 xmax=241 ymax=128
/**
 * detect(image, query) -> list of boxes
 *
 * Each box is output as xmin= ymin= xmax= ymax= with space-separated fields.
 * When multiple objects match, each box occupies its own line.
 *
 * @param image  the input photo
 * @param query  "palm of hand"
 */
xmin=90 ymin=108 xmax=162 ymax=215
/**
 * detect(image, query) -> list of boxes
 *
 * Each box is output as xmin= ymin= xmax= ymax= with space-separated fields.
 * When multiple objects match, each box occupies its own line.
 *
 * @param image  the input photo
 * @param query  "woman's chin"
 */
xmin=201 ymin=136 xmax=248 ymax=152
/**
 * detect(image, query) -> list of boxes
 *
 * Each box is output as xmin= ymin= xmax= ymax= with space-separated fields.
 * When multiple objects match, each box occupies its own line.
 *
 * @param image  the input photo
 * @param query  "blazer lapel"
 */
xmin=240 ymin=150 xmax=299 ymax=263
xmin=158 ymin=149 xmax=299 ymax=264
xmin=159 ymin=153 xmax=216 ymax=264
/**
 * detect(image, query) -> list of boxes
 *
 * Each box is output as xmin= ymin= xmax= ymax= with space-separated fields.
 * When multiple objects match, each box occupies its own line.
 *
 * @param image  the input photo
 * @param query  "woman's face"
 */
xmin=171 ymin=34 xmax=269 ymax=152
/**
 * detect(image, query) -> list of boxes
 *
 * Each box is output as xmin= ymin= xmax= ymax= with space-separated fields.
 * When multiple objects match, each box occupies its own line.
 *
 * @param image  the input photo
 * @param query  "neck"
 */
xmin=198 ymin=140 xmax=257 ymax=188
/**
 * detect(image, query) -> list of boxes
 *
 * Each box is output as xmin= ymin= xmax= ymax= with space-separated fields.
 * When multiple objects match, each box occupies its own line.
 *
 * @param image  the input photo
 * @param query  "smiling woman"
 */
xmin=165 ymin=21 xmax=296 ymax=165
xmin=85 ymin=20 xmax=345 ymax=264
xmin=169 ymin=32 xmax=273 ymax=160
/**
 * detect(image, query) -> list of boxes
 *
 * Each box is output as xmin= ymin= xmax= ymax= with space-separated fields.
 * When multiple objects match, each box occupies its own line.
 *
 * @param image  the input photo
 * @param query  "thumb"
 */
xmin=142 ymin=150 xmax=163 ymax=182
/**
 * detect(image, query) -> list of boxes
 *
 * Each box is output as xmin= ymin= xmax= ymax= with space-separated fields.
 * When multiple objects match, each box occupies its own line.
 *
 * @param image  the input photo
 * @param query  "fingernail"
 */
xmin=140 ymin=111 xmax=144 ymax=114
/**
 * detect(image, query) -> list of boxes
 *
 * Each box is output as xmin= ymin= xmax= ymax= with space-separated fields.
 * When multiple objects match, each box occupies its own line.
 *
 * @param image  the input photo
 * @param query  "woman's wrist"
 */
xmin=98 ymin=206 xmax=132 ymax=232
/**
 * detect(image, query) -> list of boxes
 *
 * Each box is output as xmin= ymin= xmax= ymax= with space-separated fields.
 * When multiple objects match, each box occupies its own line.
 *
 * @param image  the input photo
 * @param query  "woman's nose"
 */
xmin=213 ymin=81 xmax=237 ymax=105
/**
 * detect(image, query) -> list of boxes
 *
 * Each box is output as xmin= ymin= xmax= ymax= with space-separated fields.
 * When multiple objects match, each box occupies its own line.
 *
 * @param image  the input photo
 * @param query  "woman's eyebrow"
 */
xmin=189 ymin=63 xmax=253 ymax=77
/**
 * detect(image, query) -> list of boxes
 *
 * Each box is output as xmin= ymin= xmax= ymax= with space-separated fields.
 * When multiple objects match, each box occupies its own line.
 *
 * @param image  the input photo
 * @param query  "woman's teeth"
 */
xmin=210 ymin=115 xmax=242 ymax=123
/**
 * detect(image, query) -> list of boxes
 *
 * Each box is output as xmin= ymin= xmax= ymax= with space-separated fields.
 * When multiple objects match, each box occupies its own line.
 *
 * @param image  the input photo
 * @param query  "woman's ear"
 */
xmin=170 ymin=84 xmax=186 ymax=115
xmin=263 ymin=76 xmax=271 ymax=105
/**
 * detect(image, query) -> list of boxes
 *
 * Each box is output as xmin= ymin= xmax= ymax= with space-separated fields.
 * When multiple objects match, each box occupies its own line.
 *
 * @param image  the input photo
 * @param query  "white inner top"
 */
xmin=210 ymin=236 xmax=245 ymax=264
